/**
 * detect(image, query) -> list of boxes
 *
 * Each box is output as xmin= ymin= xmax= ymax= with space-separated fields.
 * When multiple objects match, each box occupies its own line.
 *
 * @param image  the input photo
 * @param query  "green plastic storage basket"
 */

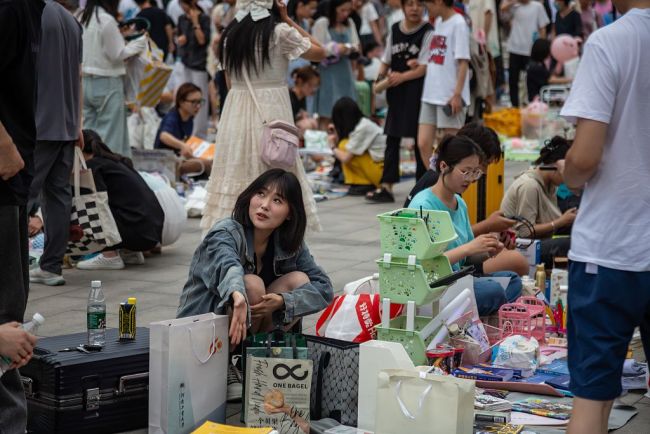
xmin=378 ymin=209 xmax=457 ymax=259
xmin=376 ymin=315 xmax=440 ymax=365
xmin=376 ymin=255 xmax=453 ymax=305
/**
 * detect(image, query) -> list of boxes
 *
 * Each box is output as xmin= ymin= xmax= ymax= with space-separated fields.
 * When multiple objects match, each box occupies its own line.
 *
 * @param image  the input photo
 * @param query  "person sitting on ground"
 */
xmin=75 ymin=130 xmax=164 ymax=270
xmin=405 ymin=123 xmax=523 ymax=244
xmin=328 ymin=97 xmax=386 ymax=196
xmin=500 ymin=136 xmax=577 ymax=266
xmin=526 ymin=38 xmax=572 ymax=103
xmin=289 ymin=65 xmax=320 ymax=134
xmin=408 ymin=135 xmax=523 ymax=316
xmin=153 ymin=82 xmax=213 ymax=176
xmin=176 ymin=168 xmax=333 ymax=400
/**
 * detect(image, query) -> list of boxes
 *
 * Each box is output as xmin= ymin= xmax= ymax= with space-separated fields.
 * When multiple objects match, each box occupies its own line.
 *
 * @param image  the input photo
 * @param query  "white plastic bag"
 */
xmin=493 ymin=335 xmax=540 ymax=371
xmin=343 ymin=274 xmax=380 ymax=295
xmin=128 ymin=107 xmax=160 ymax=150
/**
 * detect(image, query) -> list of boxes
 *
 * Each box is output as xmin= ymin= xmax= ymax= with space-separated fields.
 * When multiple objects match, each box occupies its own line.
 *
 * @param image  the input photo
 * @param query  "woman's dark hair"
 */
xmin=179 ymin=0 xmax=206 ymax=13
xmin=328 ymin=0 xmax=352 ymax=28
xmin=457 ymin=122 xmax=501 ymax=163
xmin=232 ymin=169 xmax=307 ymax=253
xmin=287 ymin=0 xmax=315 ymax=21
xmin=400 ymin=0 xmax=424 ymax=7
xmin=82 ymin=129 xmax=135 ymax=169
xmin=535 ymin=136 xmax=571 ymax=165
xmin=175 ymin=82 xmax=202 ymax=110
xmin=435 ymin=135 xmax=486 ymax=172
xmin=291 ymin=65 xmax=320 ymax=84
xmin=80 ymin=0 xmax=120 ymax=27
xmin=530 ymin=38 xmax=551 ymax=62
xmin=218 ymin=3 xmax=281 ymax=78
xmin=331 ymin=97 xmax=363 ymax=140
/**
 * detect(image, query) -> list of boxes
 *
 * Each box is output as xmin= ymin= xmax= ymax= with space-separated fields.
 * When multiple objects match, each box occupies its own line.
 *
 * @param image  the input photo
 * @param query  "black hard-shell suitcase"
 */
xmin=20 ymin=328 xmax=149 ymax=433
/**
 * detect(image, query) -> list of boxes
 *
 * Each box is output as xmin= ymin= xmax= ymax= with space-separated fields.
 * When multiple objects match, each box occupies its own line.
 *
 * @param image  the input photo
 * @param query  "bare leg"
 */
xmin=264 ymin=271 xmax=309 ymax=332
xmin=244 ymin=274 xmax=267 ymax=334
xmin=568 ymin=397 xmax=613 ymax=434
xmin=417 ymin=123 xmax=436 ymax=171
xmin=483 ymin=250 xmax=529 ymax=276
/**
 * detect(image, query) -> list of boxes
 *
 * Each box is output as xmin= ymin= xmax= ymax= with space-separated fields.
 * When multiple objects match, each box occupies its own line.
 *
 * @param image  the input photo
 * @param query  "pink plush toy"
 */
xmin=551 ymin=35 xmax=581 ymax=63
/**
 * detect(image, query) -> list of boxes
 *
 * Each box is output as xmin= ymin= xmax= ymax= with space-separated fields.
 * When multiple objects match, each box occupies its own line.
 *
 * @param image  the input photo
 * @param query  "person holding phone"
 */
xmin=416 ymin=0 xmax=471 ymax=175
xmin=501 ymin=136 xmax=577 ymax=266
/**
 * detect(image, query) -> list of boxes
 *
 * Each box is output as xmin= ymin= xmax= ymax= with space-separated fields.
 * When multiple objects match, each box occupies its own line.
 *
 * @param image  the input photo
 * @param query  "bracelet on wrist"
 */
xmin=551 ymin=220 xmax=556 ymax=233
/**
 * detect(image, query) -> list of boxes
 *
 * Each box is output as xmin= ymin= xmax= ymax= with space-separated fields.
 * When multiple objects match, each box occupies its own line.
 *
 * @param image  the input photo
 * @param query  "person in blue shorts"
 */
xmin=409 ymin=135 xmax=522 ymax=316
xmin=559 ymin=1 xmax=650 ymax=433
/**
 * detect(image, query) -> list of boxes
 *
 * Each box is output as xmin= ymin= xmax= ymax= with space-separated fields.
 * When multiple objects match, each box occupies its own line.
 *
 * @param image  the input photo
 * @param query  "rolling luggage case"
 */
xmin=20 ymin=328 xmax=149 ymax=433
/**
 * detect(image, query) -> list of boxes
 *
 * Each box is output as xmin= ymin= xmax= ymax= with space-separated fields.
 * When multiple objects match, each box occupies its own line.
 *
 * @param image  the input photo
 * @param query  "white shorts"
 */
xmin=418 ymin=101 xmax=468 ymax=130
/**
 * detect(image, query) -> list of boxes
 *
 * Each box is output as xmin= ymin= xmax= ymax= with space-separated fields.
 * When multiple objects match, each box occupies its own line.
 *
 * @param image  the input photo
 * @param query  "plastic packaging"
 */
xmin=0 ymin=313 xmax=45 ymax=376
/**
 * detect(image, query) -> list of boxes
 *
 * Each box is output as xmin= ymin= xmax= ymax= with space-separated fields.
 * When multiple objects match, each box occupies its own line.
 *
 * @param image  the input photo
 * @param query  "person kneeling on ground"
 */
xmin=501 ymin=136 xmax=577 ymax=266
xmin=176 ymin=168 xmax=334 ymax=400
xmin=153 ymin=82 xmax=213 ymax=177
xmin=328 ymin=97 xmax=386 ymax=196
xmin=75 ymin=130 xmax=164 ymax=270
xmin=408 ymin=135 xmax=524 ymax=316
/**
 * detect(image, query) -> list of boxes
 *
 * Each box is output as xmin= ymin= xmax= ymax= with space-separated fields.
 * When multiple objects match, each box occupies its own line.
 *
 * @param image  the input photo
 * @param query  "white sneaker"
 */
xmin=120 ymin=250 xmax=145 ymax=265
xmin=76 ymin=253 xmax=125 ymax=270
xmin=29 ymin=268 xmax=65 ymax=286
xmin=227 ymin=358 xmax=243 ymax=402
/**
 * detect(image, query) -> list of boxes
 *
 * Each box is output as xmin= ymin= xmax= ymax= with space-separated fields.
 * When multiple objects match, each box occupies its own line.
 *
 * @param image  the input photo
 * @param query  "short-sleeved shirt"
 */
xmin=500 ymin=169 xmax=561 ymax=238
xmin=554 ymin=9 xmax=583 ymax=37
xmin=359 ymin=2 xmax=379 ymax=35
xmin=506 ymin=2 xmax=550 ymax=56
xmin=177 ymin=13 xmax=211 ymax=71
xmin=560 ymin=8 xmax=650 ymax=272
xmin=408 ymin=188 xmax=474 ymax=268
xmin=36 ymin=0 xmax=83 ymax=142
xmin=0 ymin=0 xmax=44 ymax=206
xmin=153 ymin=108 xmax=193 ymax=155
xmin=467 ymin=0 xmax=500 ymax=57
xmin=137 ymin=6 xmax=173 ymax=57
xmin=420 ymin=13 xmax=471 ymax=106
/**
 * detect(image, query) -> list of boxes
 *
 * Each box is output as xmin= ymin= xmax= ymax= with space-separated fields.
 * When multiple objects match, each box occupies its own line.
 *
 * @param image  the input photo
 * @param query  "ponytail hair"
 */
xmin=82 ymin=129 xmax=135 ymax=169
xmin=535 ymin=136 xmax=571 ymax=165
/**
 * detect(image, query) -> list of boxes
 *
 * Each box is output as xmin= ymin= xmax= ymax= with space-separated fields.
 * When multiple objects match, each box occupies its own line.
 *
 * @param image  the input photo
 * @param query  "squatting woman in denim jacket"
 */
xmin=177 ymin=169 xmax=333 ymax=347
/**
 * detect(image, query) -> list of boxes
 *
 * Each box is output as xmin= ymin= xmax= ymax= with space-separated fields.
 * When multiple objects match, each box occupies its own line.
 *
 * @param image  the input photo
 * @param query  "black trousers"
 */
xmin=508 ymin=53 xmax=530 ymax=108
xmin=29 ymin=140 xmax=75 ymax=275
xmin=380 ymin=136 xmax=427 ymax=184
xmin=0 ymin=205 xmax=29 ymax=433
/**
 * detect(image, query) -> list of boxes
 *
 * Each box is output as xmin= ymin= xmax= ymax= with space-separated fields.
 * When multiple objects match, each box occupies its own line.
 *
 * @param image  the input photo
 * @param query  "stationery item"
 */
xmin=474 ymin=394 xmax=513 ymax=412
xmin=453 ymin=366 xmax=514 ymax=382
xmin=511 ymin=398 xmax=572 ymax=420
xmin=474 ymin=410 xmax=511 ymax=424
xmin=186 ymin=136 xmax=216 ymax=159
xmin=192 ymin=422 xmax=276 ymax=434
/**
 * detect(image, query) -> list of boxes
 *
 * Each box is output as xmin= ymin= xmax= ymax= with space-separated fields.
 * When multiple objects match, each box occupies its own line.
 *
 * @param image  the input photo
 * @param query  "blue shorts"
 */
xmin=568 ymin=261 xmax=650 ymax=400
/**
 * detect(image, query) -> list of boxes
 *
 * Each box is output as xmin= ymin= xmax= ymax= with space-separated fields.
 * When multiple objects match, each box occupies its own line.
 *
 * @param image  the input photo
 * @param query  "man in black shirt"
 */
xmin=136 ymin=0 xmax=175 ymax=59
xmin=0 ymin=0 xmax=44 ymax=430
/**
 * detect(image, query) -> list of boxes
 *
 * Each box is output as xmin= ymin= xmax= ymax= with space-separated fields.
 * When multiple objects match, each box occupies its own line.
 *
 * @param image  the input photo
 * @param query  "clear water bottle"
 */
xmin=0 ymin=313 xmax=45 ymax=376
xmin=87 ymin=280 xmax=106 ymax=347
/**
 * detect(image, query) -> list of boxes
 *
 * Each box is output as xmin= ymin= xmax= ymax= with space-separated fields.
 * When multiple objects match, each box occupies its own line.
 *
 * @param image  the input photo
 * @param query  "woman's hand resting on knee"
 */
xmin=230 ymin=291 xmax=248 ymax=346
xmin=250 ymin=294 xmax=285 ymax=320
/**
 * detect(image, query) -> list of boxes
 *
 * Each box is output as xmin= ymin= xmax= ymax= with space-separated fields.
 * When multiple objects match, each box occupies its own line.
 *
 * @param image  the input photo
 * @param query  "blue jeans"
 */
xmin=473 ymin=271 xmax=522 ymax=316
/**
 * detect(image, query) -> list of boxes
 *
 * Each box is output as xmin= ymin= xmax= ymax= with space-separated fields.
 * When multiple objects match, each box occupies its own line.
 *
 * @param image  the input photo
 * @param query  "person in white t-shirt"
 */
xmin=417 ymin=0 xmax=470 ymax=172
xmin=559 ymin=2 xmax=650 ymax=433
xmin=466 ymin=0 xmax=500 ymax=104
xmin=500 ymin=0 xmax=549 ymax=107
xmin=354 ymin=0 xmax=383 ymax=46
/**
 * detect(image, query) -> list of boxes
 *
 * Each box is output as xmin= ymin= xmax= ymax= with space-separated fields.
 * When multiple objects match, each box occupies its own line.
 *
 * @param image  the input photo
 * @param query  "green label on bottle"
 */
xmin=87 ymin=312 xmax=106 ymax=329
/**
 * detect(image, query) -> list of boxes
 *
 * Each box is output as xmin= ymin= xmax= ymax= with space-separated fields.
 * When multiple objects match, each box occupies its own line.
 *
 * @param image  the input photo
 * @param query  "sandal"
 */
xmin=365 ymin=187 xmax=395 ymax=203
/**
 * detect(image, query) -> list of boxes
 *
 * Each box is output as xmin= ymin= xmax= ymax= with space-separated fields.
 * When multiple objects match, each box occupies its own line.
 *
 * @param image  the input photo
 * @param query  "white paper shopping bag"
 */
xmin=149 ymin=313 xmax=229 ymax=434
xmin=375 ymin=369 xmax=475 ymax=434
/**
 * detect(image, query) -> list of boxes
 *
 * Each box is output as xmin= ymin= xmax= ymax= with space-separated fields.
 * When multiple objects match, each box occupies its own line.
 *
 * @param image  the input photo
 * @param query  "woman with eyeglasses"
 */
xmin=409 ymin=135 xmax=523 ymax=316
xmin=501 ymin=136 xmax=577 ymax=266
xmin=154 ymin=82 xmax=213 ymax=176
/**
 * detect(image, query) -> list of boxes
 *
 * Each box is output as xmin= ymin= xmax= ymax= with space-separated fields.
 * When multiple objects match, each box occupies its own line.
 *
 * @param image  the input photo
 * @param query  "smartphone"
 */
xmin=443 ymin=104 xmax=453 ymax=117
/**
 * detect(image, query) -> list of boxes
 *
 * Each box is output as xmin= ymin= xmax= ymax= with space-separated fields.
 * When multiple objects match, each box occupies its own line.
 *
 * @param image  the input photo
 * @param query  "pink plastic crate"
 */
xmin=498 ymin=296 xmax=546 ymax=343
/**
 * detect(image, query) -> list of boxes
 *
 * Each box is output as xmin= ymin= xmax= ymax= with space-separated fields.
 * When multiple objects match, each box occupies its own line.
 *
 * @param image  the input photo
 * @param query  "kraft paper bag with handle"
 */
xmin=375 ymin=369 xmax=475 ymax=434
xmin=149 ymin=313 xmax=229 ymax=434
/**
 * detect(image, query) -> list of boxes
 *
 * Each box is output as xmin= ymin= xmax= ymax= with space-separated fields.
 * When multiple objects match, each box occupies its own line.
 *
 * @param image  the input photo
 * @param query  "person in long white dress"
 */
xmin=200 ymin=0 xmax=326 ymax=233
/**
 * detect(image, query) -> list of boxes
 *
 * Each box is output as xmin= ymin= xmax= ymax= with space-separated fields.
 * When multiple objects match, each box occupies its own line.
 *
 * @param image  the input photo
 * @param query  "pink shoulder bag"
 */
xmin=243 ymin=70 xmax=299 ymax=170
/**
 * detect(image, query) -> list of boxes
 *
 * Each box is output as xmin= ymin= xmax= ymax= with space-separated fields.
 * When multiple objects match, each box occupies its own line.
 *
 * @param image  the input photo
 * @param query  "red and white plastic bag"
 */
xmin=316 ymin=294 xmax=403 ymax=343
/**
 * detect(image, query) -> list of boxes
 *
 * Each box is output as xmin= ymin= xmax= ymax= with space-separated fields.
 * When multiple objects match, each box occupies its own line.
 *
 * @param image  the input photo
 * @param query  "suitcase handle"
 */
xmin=21 ymin=376 xmax=34 ymax=397
xmin=116 ymin=372 xmax=149 ymax=396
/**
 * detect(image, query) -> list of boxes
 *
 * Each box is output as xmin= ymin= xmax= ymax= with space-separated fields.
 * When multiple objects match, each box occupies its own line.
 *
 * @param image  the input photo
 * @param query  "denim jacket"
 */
xmin=177 ymin=218 xmax=334 ymax=325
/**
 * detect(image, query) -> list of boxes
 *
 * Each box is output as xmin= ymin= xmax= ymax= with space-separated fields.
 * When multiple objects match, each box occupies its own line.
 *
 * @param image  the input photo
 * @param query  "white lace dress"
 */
xmin=200 ymin=23 xmax=321 ymax=233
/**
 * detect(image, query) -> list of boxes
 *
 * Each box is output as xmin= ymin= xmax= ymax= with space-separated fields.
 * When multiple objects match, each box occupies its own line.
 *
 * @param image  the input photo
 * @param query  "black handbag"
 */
xmin=305 ymin=335 xmax=359 ymax=427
